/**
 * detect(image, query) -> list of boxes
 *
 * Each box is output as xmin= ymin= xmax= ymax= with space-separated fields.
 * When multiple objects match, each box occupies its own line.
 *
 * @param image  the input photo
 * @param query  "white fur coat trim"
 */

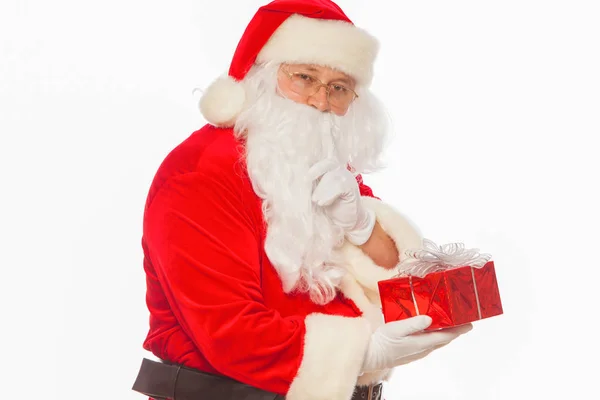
xmin=286 ymin=313 xmax=371 ymax=400
xmin=338 ymin=275 xmax=392 ymax=386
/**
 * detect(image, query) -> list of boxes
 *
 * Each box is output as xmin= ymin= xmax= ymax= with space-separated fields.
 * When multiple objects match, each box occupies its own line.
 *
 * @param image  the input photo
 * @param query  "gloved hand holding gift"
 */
xmin=378 ymin=239 xmax=504 ymax=331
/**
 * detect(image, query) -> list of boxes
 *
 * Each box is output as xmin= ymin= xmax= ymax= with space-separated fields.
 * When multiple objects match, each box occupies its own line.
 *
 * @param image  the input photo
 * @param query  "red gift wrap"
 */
xmin=378 ymin=261 xmax=503 ymax=331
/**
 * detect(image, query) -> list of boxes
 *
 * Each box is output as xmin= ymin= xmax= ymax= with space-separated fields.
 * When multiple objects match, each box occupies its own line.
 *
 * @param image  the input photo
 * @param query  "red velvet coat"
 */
xmin=141 ymin=125 xmax=392 ymax=399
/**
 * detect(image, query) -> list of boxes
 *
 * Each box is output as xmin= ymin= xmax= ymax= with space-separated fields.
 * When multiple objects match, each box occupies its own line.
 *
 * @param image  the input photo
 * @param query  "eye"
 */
xmin=331 ymin=84 xmax=349 ymax=93
xmin=298 ymin=74 xmax=315 ymax=82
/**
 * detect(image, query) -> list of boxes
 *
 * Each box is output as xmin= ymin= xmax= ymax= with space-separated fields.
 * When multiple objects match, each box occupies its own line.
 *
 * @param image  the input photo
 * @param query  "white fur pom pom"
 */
xmin=199 ymin=75 xmax=246 ymax=127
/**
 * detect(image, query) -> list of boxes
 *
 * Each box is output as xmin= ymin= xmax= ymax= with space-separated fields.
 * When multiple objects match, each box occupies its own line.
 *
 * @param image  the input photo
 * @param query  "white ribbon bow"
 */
xmin=398 ymin=238 xmax=492 ymax=278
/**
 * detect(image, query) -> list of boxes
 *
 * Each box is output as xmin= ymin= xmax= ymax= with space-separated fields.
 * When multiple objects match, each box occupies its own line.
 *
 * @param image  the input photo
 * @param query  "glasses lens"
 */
xmin=328 ymin=85 xmax=355 ymax=108
xmin=286 ymin=70 xmax=357 ymax=109
xmin=289 ymin=73 xmax=320 ymax=96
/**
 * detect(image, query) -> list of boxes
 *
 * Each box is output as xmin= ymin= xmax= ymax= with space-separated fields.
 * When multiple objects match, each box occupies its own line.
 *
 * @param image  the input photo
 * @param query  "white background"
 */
xmin=1 ymin=1 xmax=599 ymax=399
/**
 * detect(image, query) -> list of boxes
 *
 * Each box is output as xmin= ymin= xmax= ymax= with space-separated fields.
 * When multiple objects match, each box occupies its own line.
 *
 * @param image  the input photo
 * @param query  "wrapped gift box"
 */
xmin=378 ymin=240 xmax=503 ymax=331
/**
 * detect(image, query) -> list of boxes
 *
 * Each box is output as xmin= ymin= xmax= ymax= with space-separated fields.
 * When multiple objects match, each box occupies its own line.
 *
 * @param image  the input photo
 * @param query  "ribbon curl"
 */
xmin=398 ymin=238 xmax=492 ymax=278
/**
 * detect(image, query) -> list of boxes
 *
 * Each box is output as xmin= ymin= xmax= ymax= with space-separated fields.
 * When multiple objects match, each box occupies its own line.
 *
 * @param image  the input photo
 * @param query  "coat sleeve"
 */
xmin=144 ymin=170 xmax=371 ymax=400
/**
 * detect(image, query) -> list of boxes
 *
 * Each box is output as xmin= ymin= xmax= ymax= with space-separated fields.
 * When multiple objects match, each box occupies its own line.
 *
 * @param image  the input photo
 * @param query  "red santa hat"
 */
xmin=199 ymin=0 xmax=379 ymax=127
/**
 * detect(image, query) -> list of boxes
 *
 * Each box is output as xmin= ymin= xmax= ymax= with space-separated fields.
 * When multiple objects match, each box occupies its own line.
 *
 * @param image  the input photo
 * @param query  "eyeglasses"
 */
xmin=281 ymin=67 xmax=359 ymax=109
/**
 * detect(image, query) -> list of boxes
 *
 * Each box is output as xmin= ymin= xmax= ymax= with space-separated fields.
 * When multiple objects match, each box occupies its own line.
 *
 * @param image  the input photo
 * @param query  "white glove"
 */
xmin=309 ymin=159 xmax=376 ymax=246
xmin=361 ymin=316 xmax=473 ymax=373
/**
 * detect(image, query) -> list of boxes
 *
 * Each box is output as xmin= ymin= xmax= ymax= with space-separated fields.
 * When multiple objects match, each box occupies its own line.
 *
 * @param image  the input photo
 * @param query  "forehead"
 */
xmin=285 ymin=63 xmax=355 ymax=84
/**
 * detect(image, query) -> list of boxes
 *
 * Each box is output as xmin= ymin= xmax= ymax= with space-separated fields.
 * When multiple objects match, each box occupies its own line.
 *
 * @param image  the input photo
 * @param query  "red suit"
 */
xmin=138 ymin=2 xmax=428 ymax=399
xmin=140 ymin=125 xmax=421 ymax=399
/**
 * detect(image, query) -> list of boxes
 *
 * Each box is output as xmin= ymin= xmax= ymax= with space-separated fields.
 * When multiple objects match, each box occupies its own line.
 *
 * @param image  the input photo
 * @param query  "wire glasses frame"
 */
xmin=280 ymin=67 xmax=359 ymax=109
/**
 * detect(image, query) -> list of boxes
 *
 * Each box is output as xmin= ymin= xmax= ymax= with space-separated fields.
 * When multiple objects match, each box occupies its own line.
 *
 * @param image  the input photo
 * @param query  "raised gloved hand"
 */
xmin=309 ymin=159 xmax=376 ymax=246
xmin=361 ymin=316 xmax=473 ymax=373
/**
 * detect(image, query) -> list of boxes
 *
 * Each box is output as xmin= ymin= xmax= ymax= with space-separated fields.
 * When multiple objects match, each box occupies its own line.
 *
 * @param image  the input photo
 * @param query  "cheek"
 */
xmin=331 ymin=106 xmax=348 ymax=117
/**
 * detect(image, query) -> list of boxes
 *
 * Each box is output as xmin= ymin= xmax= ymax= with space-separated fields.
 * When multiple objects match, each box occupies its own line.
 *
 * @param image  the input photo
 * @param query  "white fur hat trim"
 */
xmin=199 ymin=14 xmax=378 ymax=127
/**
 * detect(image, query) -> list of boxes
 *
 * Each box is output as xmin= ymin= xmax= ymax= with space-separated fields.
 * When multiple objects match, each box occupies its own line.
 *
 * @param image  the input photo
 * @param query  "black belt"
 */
xmin=132 ymin=358 xmax=382 ymax=400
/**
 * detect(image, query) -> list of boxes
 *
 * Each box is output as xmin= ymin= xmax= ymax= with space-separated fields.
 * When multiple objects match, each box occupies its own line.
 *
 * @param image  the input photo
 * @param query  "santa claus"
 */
xmin=132 ymin=1 xmax=472 ymax=400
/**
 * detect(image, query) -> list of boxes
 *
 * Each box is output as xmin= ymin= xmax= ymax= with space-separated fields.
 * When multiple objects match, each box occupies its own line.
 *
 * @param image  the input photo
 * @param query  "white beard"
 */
xmin=234 ymin=63 xmax=388 ymax=305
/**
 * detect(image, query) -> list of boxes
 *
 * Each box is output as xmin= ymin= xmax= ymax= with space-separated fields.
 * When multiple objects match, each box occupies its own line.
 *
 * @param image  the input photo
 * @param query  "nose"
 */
xmin=308 ymin=86 xmax=330 ymax=112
